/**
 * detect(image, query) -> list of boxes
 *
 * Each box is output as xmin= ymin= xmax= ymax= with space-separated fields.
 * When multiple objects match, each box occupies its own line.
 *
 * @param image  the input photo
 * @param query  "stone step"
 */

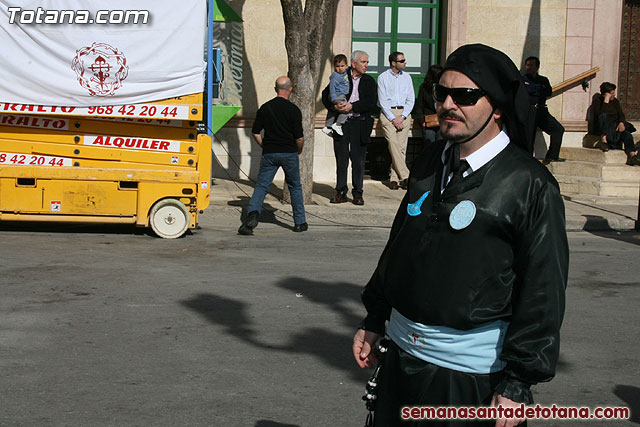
xmin=556 ymin=172 xmax=639 ymax=197
xmin=547 ymin=160 xmax=602 ymax=178
xmin=560 ymin=146 xmax=604 ymax=162
xmin=564 ymin=194 xmax=639 ymax=205
xmin=601 ymin=164 xmax=640 ymax=181
xmin=600 ymin=181 xmax=640 ymax=198
xmin=559 ymin=146 xmax=628 ymax=164
xmin=556 ymin=175 xmax=599 ymax=196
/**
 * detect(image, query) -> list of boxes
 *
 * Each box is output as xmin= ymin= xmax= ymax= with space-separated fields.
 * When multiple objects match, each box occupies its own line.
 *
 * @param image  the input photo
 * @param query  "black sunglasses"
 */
xmin=394 ymin=59 xmax=406 ymax=63
xmin=432 ymin=84 xmax=486 ymax=106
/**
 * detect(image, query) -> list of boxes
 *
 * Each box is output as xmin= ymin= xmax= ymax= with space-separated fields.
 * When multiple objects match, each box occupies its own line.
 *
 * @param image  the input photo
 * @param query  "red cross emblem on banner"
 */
xmin=72 ymin=42 xmax=129 ymax=96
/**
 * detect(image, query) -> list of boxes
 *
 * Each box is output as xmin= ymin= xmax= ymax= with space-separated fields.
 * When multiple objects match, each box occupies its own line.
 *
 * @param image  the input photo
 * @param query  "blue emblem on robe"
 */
xmin=449 ymin=200 xmax=476 ymax=230
xmin=407 ymin=191 xmax=430 ymax=216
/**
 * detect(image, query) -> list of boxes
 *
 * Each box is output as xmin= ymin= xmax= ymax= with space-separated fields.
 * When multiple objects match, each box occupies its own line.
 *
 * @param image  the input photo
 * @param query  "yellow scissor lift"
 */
xmin=0 ymin=93 xmax=211 ymax=238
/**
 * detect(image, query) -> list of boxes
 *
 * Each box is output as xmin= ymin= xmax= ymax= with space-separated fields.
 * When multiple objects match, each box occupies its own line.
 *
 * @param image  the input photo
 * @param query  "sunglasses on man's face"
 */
xmin=432 ymin=84 xmax=486 ymax=106
xmin=394 ymin=59 xmax=406 ymax=63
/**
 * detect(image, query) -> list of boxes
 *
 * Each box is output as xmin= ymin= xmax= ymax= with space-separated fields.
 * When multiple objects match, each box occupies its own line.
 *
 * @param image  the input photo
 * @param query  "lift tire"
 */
xmin=149 ymin=199 xmax=189 ymax=239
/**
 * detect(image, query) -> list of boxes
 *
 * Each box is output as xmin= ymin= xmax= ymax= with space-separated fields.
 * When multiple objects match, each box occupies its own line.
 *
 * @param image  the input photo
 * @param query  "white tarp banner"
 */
xmin=0 ymin=1 xmax=206 ymax=107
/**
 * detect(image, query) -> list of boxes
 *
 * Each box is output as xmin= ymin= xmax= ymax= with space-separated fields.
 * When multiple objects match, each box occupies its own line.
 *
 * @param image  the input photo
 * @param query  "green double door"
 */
xmin=352 ymin=0 xmax=440 ymax=92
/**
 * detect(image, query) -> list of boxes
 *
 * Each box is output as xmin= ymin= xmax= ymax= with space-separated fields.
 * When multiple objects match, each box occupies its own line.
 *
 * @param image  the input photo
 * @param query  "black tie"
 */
xmin=448 ymin=159 xmax=469 ymax=188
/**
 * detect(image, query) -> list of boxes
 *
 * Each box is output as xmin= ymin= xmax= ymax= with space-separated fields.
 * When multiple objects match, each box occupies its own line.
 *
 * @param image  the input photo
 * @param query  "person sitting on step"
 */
xmin=591 ymin=82 xmax=639 ymax=166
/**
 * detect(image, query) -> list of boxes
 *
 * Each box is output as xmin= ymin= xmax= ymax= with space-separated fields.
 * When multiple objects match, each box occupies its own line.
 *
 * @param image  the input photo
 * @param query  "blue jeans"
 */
xmin=248 ymin=152 xmax=306 ymax=225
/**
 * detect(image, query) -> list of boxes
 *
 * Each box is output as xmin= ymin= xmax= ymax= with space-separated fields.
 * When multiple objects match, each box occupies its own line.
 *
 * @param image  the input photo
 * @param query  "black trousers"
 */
xmin=333 ymin=119 xmax=368 ymax=196
xmin=531 ymin=107 xmax=564 ymax=160
xmin=373 ymin=341 xmax=525 ymax=427
xmin=599 ymin=114 xmax=637 ymax=153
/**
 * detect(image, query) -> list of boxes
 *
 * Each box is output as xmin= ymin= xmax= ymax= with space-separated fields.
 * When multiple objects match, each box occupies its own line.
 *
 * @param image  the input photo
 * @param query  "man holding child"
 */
xmin=322 ymin=50 xmax=377 ymax=206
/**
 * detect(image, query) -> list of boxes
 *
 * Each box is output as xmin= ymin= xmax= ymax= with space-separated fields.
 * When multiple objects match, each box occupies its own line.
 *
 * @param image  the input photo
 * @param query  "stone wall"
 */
xmin=465 ymin=0 xmax=567 ymax=120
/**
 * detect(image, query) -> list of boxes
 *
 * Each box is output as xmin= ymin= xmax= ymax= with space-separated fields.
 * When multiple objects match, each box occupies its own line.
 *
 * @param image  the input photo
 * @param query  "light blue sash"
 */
xmin=387 ymin=308 xmax=508 ymax=374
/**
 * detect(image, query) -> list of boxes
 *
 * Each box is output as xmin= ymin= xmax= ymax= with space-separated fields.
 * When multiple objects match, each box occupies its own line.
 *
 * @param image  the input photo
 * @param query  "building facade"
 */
xmin=213 ymin=0 xmax=638 ymax=182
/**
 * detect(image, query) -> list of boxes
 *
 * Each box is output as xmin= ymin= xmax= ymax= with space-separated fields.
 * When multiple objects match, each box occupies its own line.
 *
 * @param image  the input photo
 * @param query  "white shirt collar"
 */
xmin=441 ymin=129 xmax=510 ymax=173
xmin=385 ymin=68 xmax=404 ymax=77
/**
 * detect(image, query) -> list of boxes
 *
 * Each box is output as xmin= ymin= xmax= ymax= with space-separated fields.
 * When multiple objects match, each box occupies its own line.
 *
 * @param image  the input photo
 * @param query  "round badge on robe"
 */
xmin=449 ymin=200 xmax=476 ymax=230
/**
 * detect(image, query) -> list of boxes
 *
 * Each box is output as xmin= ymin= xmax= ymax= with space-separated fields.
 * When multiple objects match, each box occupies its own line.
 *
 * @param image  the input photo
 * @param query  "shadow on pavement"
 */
xmin=0 ymin=221 xmax=150 ymax=236
xmin=228 ymin=197 xmax=295 ymax=230
xmin=180 ymin=277 xmax=368 ymax=381
xmin=554 ymin=355 xmax=572 ymax=374
xmin=312 ymin=181 xmax=338 ymax=201
xmin=586 ymin=228 xmax=640 ymax=246
xmin=582 ymin=214 xmax=613 ymax=231
xmin=613 ymin=385 xmax=640 ymax=423
xmin=254 ymin=420 xmax=301 ymax=427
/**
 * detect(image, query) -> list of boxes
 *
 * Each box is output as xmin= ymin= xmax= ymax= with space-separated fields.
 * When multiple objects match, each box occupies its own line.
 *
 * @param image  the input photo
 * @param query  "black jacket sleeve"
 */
xmin=321 ymin=84 xmax=334 ymax=112
xmin=414 ymin=85 xmax=426 ymax=122
xmin=540 ymin=76 xmax=553 ymax=99
xmin=495 ymin=180 xmax=568 ymax=403
xmin=613 ymin=98 xmax=626 ymax=123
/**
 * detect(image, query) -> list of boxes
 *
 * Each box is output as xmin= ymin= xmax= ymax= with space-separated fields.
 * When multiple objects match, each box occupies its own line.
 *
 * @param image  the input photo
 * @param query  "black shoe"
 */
xmin=293 ymin=223 xmax=308 ymax=232
xmin=389 ymin=181 xmax=399 ymax=190
xmin=238 ymin=211 xmax=259 ymax=235
xmin=330 ymin=193 xmax=348 ymax=204
xmin=245 ymin=211 xmax=259 ymax=229
xmin=544 ymin=157 xmax=565 ymax=163
xmin=399 ymin=179 xmax=409 ymax=189
xmin=353 ymin=195 xmax=364 ymax=206
xmin=626 ymin=155 xmax=640 ymax=166
xmin=238 ymin=224 xmax=253 ymax=235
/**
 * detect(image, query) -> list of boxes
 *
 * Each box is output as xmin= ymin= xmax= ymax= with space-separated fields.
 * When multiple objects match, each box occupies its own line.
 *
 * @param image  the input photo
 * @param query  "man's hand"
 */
xmin=604 ymin=92 xmax=613 ymax=103
xmin=616 ymin=122 xmax=625 ymax=133
xmin=352 ymin=329 xmax=379 ymax=368
xmin=490 ymin=394 xmax=526 ymax=427
xmin=392 ymin=116 xmax=405 ymax=131
xmin=336 ymin=101 xmax=353 ymax=113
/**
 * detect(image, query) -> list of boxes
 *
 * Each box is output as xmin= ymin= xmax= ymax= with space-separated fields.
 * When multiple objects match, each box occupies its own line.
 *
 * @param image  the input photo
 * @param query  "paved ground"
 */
xmin=0 ymin=180 xmax=638 ymax=427
xmin=210 ymin=178 xmax=639 ymax=232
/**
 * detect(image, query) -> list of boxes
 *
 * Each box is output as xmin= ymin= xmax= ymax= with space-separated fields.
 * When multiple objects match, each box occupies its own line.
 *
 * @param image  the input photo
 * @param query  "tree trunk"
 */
xmin=280 ymin=0 xmax=335 ymax=204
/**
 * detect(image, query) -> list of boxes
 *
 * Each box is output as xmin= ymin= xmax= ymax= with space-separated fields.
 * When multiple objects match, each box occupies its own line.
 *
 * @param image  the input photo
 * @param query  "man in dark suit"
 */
xmin=322 ymin=50 xmax=377 ymax=206
xmin=523 ymin=56 xmax=565 ymax=163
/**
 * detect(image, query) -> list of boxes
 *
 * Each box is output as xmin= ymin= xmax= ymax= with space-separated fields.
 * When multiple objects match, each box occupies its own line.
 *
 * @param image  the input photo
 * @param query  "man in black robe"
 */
xmin=352 ymin=44 xmax=568 ymax=427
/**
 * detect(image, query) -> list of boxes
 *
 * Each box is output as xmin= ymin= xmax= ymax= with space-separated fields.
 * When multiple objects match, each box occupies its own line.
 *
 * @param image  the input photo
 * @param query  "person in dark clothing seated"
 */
xmin=413 ymin=64 xmax=443 ymax=147
xmin=592 ymin=82 xmax=639 ymax=166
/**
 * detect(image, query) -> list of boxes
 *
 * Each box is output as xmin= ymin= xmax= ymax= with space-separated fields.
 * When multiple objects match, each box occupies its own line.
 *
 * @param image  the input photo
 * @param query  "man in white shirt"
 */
xmin=377 ymin=51 xmax=415 ymax=190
